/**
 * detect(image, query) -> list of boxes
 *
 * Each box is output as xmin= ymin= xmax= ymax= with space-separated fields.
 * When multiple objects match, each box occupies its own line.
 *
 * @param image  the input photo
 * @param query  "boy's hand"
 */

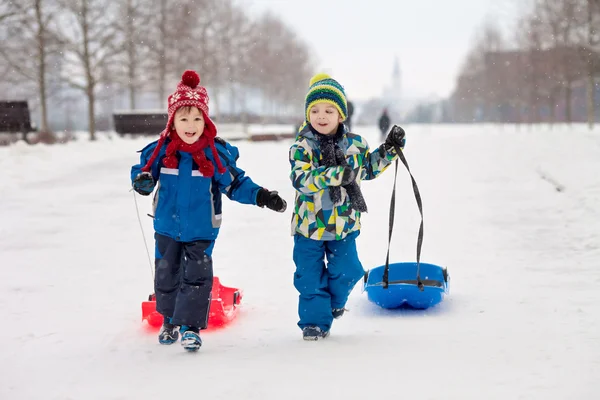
xmin=256 ymin=188 xmax=287 ymax=213
xmin=133 ymin=172 xmax=154 ymax=196
xmin=384 ymin=125 xmax=406 ymax=150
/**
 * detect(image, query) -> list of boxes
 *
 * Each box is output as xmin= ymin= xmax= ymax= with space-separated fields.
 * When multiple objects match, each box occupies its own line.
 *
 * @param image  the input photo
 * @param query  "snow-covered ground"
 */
xmin=1 ymin=124 xmax=599 ymax=399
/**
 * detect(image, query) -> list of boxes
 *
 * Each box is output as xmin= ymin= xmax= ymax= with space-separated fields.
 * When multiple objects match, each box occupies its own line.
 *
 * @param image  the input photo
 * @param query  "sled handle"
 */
xmin=382 ymin=143 xmax=424 ymax=291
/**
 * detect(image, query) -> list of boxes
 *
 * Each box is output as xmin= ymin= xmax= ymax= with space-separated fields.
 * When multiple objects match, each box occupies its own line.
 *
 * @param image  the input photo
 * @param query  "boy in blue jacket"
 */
xmin=131 ymin=70 xmax=286 ymax=351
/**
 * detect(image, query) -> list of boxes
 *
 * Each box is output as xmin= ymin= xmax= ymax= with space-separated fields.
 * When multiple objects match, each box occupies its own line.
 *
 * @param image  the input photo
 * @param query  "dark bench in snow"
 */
xmin=0 ymin=100 xmax=35 ymax=144
xmin=113 ymin=110 xmax=167 ymax=136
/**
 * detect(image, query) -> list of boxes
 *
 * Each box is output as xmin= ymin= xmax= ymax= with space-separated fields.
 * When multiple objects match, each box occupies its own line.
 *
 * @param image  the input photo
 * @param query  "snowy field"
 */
xmin=1 ymin=124 xmax=599 ymax=399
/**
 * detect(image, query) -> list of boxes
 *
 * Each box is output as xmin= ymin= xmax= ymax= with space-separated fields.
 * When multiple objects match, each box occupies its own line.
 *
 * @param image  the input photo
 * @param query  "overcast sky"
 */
xmin=238 ymin=0 xmax=521 ymax=102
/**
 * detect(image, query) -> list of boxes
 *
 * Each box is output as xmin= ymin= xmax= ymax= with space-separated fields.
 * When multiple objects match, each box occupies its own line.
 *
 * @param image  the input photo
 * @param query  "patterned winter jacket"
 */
xmin=131 ymin=138 xmax=261 ymax=243
xmin=289 ymin=124 xmax=398 ymax=241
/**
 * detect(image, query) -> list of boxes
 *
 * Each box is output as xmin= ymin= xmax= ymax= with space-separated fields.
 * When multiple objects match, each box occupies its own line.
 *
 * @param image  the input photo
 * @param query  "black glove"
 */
xmin=256 ymin=188 xmax=287 ymax=213
xmin=133 ymin=172 xmax=155 ymax=196
xmin=384 ymin=125 xmax=406 ymax=150
xmin=340 ymin=166 xmax=356 ymax=185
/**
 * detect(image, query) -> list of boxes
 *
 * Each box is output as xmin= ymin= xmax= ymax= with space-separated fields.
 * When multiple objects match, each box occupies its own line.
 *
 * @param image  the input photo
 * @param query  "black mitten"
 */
xmin=256 ymin=188 xmax=287 ymax=213
xmin=384 ymin=125 xmax=406 ymax=151
xmin=133 ymin=172 xmax=155 ymax=196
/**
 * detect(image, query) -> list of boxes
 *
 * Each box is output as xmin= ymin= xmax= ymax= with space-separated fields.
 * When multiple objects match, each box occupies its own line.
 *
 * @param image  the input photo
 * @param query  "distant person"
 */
xmin=346 ymin=100 xmax=354 ymax=131
xmin=131 ymin=70 xmax=287 ymax=352
xmin=288 ymin=73 xmax=406 ymax=340
xmin=378 ymin=108 xmax=391 ymax=140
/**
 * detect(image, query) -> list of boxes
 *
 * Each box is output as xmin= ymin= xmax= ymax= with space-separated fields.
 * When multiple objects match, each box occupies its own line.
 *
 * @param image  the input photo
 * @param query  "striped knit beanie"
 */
xmin=304 ymin=73 xmax=348 ymax=122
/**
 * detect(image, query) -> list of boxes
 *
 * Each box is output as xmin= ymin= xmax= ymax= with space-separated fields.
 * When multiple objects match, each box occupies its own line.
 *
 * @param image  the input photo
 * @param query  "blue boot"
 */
xmin=180 ymin=326 xmax=202 ymax=351
xmin=332 ymin=308 xmax=348 ymax=319
xmin=302 ymin=326 xmax=330 ymax=341
xmin=158 ymin=320 xmax=179 ymax=345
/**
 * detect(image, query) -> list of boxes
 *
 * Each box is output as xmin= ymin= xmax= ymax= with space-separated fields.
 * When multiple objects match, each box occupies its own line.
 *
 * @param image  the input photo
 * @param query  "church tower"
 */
xmin=391 ymin=56 xmax=401 ymax=98
xmin=382 ymin=55 xmax=402 ymax=112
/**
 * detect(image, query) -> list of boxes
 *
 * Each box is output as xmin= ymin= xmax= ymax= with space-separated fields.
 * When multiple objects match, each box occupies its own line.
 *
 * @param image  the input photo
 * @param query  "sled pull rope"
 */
xmin=131 ymin=188 xmax=155 ymax=281
xmin=382 ymin=145 xmax=424 ymax=291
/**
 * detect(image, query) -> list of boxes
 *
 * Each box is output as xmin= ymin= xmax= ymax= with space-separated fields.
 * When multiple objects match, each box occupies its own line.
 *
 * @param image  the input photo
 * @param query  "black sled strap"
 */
xmin=381 ymin=145 xmax=425 ymax=291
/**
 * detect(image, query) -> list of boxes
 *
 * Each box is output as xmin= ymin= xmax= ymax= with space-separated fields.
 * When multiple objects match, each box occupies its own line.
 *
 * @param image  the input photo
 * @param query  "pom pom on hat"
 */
xmin=181 ymin=70 xmax=200 ymax=89
xmin=309 ymin=72 xmax=332 ymax=87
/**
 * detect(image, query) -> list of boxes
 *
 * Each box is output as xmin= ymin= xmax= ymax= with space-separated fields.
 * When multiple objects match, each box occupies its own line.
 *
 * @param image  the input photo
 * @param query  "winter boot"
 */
xmin=180 ymin=326 xmax=202 ymax=351
xmin=158 ymin=320 xmax=179 ymax=345
xmin=332 ymin=308 xmax=348 ymax=319
xmin=302 ymin=326 xmax=330 ymax=341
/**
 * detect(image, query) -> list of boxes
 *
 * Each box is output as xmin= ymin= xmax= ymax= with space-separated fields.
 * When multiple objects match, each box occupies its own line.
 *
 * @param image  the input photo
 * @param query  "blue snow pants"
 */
xmin=293 ymin=231 xmax=365 ymax=332
xmin=154 ymin=233 xmax=215 ymax=329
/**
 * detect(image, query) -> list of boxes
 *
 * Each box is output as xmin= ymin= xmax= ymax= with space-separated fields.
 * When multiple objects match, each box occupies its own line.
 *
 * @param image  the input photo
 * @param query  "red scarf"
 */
xmin=143 ymin=130 xmax=226 ymax=177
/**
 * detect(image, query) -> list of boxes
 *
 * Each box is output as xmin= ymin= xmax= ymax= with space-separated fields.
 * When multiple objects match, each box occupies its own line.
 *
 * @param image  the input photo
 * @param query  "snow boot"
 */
xmin=302 ymin=326 xmax=330 ymax=341
xmin=332 ymin=308 xmax=348 ymax=319
xmin=180 ymin=326 xmax=202 ymax=351
xmin=158 ymin=320 xmax=179 ymax=345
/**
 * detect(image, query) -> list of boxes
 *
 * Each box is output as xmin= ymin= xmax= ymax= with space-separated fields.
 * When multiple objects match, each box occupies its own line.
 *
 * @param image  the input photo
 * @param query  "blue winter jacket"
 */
xmin=131 ymin=139 xmax=262 ymax=242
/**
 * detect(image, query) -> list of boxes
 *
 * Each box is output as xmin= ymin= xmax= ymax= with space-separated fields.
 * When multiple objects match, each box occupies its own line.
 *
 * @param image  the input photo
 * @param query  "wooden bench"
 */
xmin=113 ymin=110 xmax=168 ymax=136
xmin=0 ymin=101 xmax=35 ymax=144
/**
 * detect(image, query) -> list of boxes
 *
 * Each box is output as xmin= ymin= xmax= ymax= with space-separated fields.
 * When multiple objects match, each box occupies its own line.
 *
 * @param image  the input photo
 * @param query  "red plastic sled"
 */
xmin=142 ymin=276 xmax=243 ymax=331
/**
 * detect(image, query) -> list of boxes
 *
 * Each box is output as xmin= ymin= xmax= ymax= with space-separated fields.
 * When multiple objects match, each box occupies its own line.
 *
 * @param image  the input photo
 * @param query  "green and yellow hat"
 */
xmin=304 ymin=73 xmax=347 ymax=122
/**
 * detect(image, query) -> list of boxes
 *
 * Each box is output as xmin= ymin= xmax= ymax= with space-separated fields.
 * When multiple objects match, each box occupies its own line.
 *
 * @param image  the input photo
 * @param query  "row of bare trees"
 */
xmin=450 ymin=0 xmax=600 ymax=127
xmin=0 ymin=0 xmax=313 ymax=140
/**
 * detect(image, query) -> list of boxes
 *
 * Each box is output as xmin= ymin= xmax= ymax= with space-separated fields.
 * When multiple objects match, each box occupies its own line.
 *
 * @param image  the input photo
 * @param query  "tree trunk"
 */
xmin=549 ymin=92 xmax=556 ymax=127
xmin=565 ymin=81 xmax=572 ymax=124
xmin=157 ymin=0 xmax=167 ymax=108
xmin=588 ymin=0 xmax=596 ymax=129
xmin=127 ymin=0 xmax=136 ymax=109
xmin=87 ymin=84 xmax=96 ymax=140
xmin=82 ymin=2 xmax=96 ymax=141
xmin=128 ymin=41 xmax=136 ymax=109
xmin=229 ymin=84 xmax=236 ymax=116
xmin=213 ymin=86 xmax=220 ymax=120
xmin=588 ymin=74 xmax=595 ymax=129
xmin=35 ymin=0 xmax=49 ymax=134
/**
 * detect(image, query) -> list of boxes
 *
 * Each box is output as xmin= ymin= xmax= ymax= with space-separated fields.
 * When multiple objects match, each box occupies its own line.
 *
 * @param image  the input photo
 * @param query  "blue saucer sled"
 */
xmin=364 ymin=262 xmax=449 ymax=309
xmin=362 ymin=137 xmax=450 ymax=310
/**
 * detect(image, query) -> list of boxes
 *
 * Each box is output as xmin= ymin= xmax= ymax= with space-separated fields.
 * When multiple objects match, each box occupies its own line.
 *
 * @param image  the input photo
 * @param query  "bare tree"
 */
xmin=146 ymin=0 xmax=201 ymax=108
xmin=449 ymin=20 xmax=505 ymax=122
xmin=0 ymin=0 xmax=61 ymax=137
xmin=247 ymin=12 xmax=313 ymax=117
xmin=188 ymin=0 xmax=228 ymax=117
xmin=209 ymin=1 xmax=251 ymax=119
xmin=586 ymin=0 xmax=600 ymax=127
xmin=108 ymin=0 xmax=156 ymax=109
xmin=112 ymin=0 xmax=154 ymax=109
xmin=576 ymin=0 xmax=600 ymax=128
xmin=146 ymin=0 xmax=169 ymax=107
xmin=1 ymin=0 xmax=315 ymax=133
xmin=514 ymin=12 xmax=546 ymax=125
xmin=533 ymin=0 xmax=585 ymax=124
xmin=57 ymin=0 xmax=121 ymax=140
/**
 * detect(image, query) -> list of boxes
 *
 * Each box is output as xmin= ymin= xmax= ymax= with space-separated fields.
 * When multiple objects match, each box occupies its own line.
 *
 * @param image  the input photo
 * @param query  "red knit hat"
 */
xmin=141 ymin=70 xmax=225 ymax=176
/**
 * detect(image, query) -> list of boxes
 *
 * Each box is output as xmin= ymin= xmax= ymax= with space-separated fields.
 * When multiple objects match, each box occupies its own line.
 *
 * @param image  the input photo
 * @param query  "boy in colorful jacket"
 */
xmin=289 ymin=73 xmax=406 ymax=340
xmin=131 ymin=70 xmax=287 ymax=351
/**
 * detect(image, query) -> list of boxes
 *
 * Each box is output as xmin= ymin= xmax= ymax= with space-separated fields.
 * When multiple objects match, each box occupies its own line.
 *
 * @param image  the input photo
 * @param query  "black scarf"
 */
xmin=312 ymin=125 xmax=367 ymax=212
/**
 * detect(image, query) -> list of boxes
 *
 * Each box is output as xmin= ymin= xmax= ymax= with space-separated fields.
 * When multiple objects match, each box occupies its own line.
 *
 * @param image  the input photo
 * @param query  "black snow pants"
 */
xmin=154 ymin=233 xmax=214 ymax=329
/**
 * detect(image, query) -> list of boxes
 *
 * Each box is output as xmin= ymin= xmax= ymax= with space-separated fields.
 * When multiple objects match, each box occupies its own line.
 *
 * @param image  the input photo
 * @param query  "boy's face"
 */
xmin=309 ymin=102 xmax=343 ymax=135
xmin=173 ymin=106 xmax=205 ymax=144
